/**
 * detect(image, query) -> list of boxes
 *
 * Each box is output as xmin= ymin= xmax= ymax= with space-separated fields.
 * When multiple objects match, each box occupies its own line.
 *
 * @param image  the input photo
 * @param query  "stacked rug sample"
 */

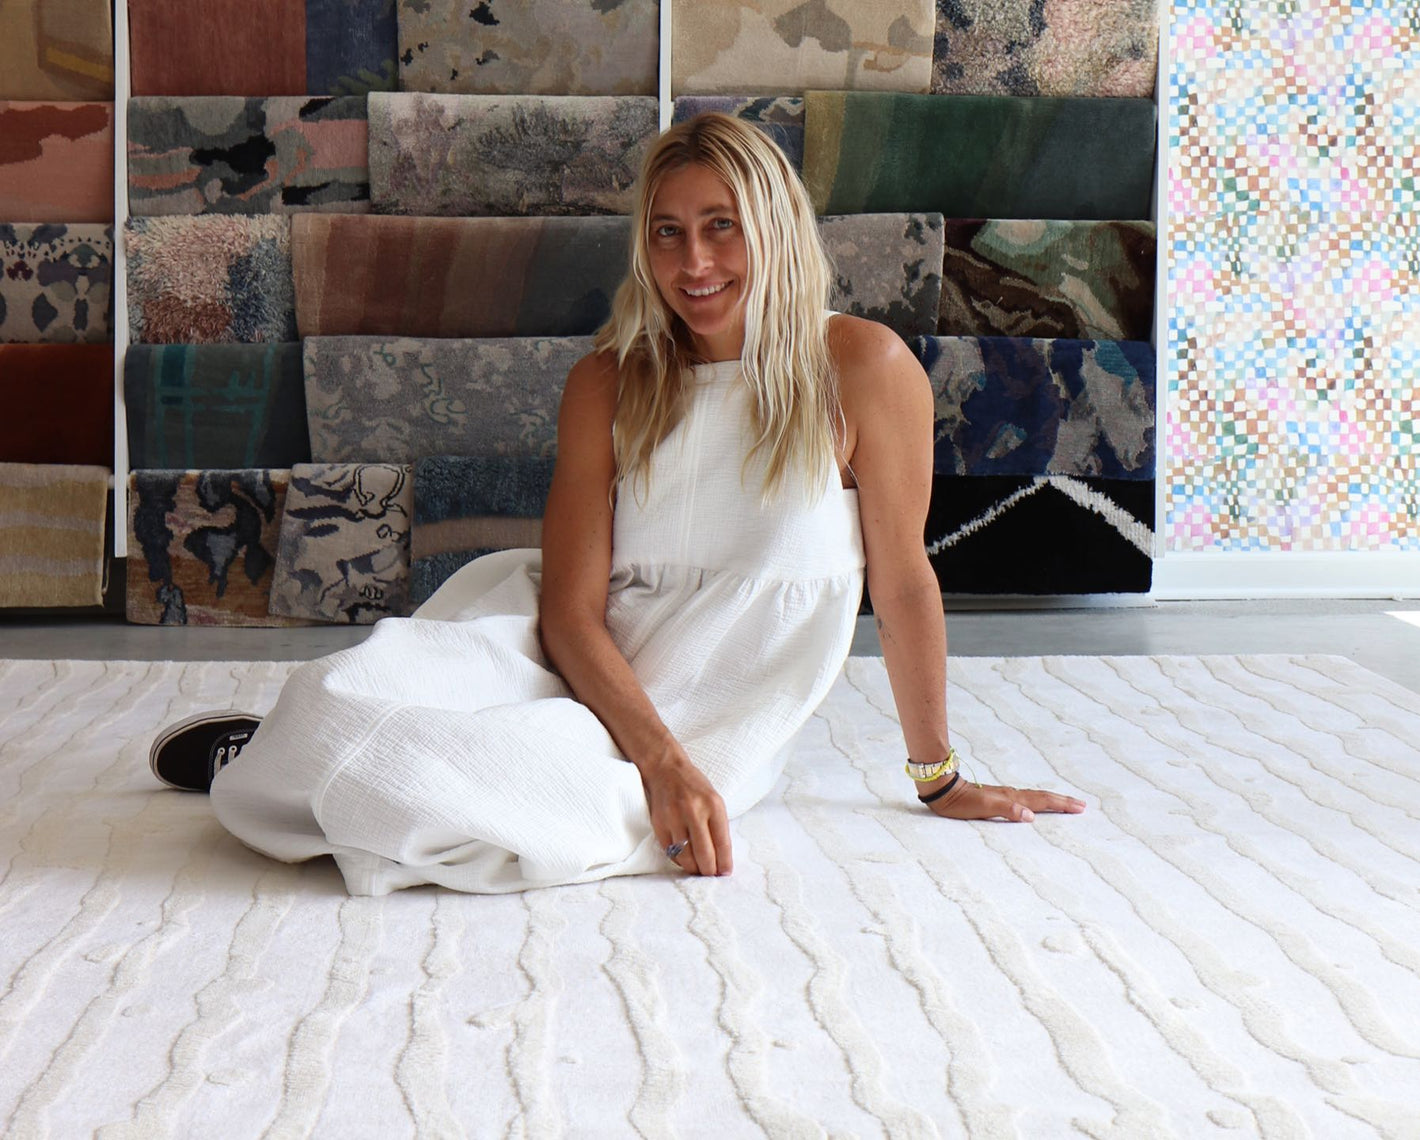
xmin=114 ymin=0 xmax=1163 ymax=625
xmin=0 ymin=5 xmax=116 ymax=610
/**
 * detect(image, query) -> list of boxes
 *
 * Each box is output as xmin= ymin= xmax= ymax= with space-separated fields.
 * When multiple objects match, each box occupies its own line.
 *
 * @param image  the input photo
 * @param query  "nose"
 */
xmin=681 ymin=229 xmax=713 ymax=275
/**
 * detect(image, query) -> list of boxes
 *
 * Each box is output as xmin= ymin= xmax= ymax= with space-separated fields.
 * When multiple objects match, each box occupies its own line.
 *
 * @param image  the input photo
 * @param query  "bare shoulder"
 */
xmin=827 ymin=314 xmax=930 ymax=420
xmin=563 ymin=347 xmax=621 ymax=406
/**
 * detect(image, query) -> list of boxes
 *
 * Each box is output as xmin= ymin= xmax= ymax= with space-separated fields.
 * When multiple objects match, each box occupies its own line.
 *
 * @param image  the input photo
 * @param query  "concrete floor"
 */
xmin=4 ymin=598 xmax=1418 ymax=695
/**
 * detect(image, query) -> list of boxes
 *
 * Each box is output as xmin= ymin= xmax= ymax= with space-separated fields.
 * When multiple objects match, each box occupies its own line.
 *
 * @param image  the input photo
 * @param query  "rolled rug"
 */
xmin=292 ymin=215 xmax=629 ymax=338
xmin=124 ymin=344 xmax=311 ymax=469
xmin=128 ymin=96 xmax=370 ymax=216
xmin=803 ymin=91 xmax=1156 ymax=220
xmin=0 ymin=223 xmax=112 ymax=344
xmin=396 ymin=0 xmax=658 ymax=95
xmin=302 ymin=335 xmax=585 ymax=463
xmin=930 ymin=0 xmax=1158 ymax=97
xmin=938 ymin=219 xmax=1155 ymax=340
xmin=368 ymin=93 xmax=656 ymax=217
xmin=911 ymin=335 xmax=1156 ymax=479
xmin=269 ymin=462 xmax=414 ymax=624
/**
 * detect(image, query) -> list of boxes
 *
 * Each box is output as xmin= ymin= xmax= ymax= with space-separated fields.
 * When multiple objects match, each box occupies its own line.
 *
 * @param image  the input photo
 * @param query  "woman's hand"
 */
xmin=640 ymin=752 xmax=733 ymax=877
xmin=917 ymin=774 xmax=1086 ymax=822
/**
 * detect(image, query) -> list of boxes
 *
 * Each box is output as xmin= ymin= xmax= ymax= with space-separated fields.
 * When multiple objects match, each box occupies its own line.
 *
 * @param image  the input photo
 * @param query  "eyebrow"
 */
xmin=649 ymin=204 xmax=738 ymax=223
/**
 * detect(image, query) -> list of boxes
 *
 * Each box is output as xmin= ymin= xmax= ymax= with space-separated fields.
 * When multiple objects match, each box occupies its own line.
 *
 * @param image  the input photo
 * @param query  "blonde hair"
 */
xmin=594 ymin=112 xmax=840 ymax=502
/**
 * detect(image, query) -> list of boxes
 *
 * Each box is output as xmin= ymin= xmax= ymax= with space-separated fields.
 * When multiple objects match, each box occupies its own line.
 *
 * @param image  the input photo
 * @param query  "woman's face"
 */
xmin=646 ymin=163 xmax=749 ymax=362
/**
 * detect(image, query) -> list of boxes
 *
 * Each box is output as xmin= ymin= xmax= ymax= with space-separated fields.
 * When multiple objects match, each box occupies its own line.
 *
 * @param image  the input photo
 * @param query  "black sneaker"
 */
xmin=150 ymin=711 xmax=263 ymax=792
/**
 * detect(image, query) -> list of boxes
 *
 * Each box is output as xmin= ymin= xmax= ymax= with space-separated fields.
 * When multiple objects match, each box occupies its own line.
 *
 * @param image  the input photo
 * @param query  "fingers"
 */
xmin=927 ymin=782 xmax=1086 ymax=823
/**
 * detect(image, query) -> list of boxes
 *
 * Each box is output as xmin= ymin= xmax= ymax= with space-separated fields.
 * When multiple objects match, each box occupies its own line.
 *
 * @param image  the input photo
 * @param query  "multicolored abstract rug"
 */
xmin=292 ymin=215 xmax=629 ymax=338
xmin=127 ymin=0 xmax=397 ymax=96
xmin=367 ymin=94 xmax=656 ymax=217
xmin=803 ymin=91 xmax=1157 ymax=220
xmin=123 ymin=344 xmax=311 ymax=470
xmin=5 ymin=654 xmax=1417 ymax=1133
xmin=124 ymin=217 xmax=297 ymax=344
xmin=821 ymin=213 xmax=943 ymax=339
xmin=672 ymin=0 xmax=935 ymax=96
xmin=0 ymin=101 xmax=113 ymax=222
xmin=0 ymin=462 xmax=108 ymax=607
xmin=127 ymin=97 xmax=370 ymax=216
xmin=0 ymin=0 xmax=113 ymax=101
xmin=913 ymin=336 xmax=1156 ymax=479
xmin=672 ymin=96 xmax=805 ymax=170
xmin=302 ymin=335 xmax=585 ymax=463
xmin=268 ymin=462 xmax=413 ymax=624
xmin=126 ymin=468 xmax=312 ymax=627
xmin=410 ymin=454 xmax=553 ymax=604
xmin=0 ymin=343 xmax=113 ymax=466
xmin=0 ymin=223 xmax=112 ymax=343
xmin=931 ymin=0 xmax=1159 ymax=96
xmin=396 ymin=0 xmax=659 ymax=95
xmin=939 ymin=220 xmax=1156 ymax=341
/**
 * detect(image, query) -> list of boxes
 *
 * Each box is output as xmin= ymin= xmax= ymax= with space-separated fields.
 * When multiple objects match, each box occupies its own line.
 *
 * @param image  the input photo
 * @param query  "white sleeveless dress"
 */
xmin=211 ymin=358 xmax=866 ymax=895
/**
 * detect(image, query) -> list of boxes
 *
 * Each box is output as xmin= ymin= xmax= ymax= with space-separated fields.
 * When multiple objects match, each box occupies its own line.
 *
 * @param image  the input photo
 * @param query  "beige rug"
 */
xmin=1 ymin=655 xmax=1418 ymax=1136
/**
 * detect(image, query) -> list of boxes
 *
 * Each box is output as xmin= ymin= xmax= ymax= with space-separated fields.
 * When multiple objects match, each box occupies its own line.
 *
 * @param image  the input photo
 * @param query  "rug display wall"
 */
xmin=0 ymin=222 xmax=112 ymax=343
xmin=86 ymin=0 xmax=1164 ymax=618
xmin=127 ymin=96 xmax=371 ymax=216
xmin=3 ymin=653 xmax=1416 ymax=1133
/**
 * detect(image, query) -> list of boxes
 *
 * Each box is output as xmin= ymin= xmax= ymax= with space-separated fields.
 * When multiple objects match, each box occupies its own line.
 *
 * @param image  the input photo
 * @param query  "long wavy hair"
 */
xmin=594 ymin=112 xmax=840 ymax=503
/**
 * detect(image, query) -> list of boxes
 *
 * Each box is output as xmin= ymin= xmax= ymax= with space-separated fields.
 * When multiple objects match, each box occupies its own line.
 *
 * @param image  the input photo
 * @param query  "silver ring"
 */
xmin=664 ymin=840 xmax=687 ymax=860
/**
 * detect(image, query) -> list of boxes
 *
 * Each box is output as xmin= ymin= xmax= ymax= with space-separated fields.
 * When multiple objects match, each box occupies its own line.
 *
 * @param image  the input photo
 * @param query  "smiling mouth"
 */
xmin=681 ymin=281 xmax=730 ymax=298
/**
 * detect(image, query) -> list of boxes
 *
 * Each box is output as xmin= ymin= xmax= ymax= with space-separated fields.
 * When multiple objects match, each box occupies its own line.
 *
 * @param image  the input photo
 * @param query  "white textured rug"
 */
xmin=2 ymin=655 xmax=1419 ymax=1138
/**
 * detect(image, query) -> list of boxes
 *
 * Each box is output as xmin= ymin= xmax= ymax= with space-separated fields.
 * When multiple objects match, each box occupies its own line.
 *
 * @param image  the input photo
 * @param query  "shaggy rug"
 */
xmin=931 ymin=0 xmax=1159 ymax=97
xmin=396 ymin=0 xmax=659 ymax=96
xmin=302 ymin=334 xmax=584 ymax=463
xmin=124 ymin=216 xmax=296 ymax=344
xmin=0 ymin=462 xmax=108 ymax=607
xmin=939 ymin=220 xmax=1156 ymax=341
xmin=127 ymin=96 xmax=370 ymax=216
xmin=410 ymin=454 xmax=554 ymax=605
xmin=802 ymin=91 xmax=1157 ymax=221
xmin=0 ymin=101 xmax=113 ymax=223
xmin=672 ymin=0 xmax=935 ymax=96
xmin=1 ymin=654 xmax=1416 ymax=1135
xmin=127 ymin=0 xmax=396 ymax=96
xmin=367 ymin=93 xmax=657 ymax=217
xmin=913 ymin=336 xmax=1156 ymax=479
xmin=0 ymin=223 xmax=112 ymax=344
xmin=268 ymin=462 xmax=413 ymax=625
xmin=123 ymin=344 xmax=311 ymax=470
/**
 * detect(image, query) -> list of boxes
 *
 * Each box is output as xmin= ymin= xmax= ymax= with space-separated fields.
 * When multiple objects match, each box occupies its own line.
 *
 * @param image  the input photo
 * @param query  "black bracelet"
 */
xmin=917 ymin=772 xmax=960 ymax=805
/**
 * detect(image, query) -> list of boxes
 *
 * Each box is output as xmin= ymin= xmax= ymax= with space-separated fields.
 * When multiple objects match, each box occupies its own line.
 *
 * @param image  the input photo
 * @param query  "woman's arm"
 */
xmin=834 ymin=317 xmax=1085 ymax=821
xmin=538 ymin=352 xmax=733 ymax=875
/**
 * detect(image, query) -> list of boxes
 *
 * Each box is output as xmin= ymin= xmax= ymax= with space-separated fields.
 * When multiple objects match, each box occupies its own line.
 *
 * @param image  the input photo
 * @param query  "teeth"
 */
xmin=683 ymin=282 xmax=728 ymax=298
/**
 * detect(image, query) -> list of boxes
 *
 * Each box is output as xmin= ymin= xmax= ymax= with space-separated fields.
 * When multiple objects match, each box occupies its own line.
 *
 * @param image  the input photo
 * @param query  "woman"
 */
xmin=152 ymin=113 xmax=1083 ymax=895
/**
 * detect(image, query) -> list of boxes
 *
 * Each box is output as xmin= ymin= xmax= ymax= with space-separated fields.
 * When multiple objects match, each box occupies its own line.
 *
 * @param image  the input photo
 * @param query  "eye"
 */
xmin=654 ymin=223 xmax=680 ymax=239
xmin=710 ymin=216 xmax=736 ymax=230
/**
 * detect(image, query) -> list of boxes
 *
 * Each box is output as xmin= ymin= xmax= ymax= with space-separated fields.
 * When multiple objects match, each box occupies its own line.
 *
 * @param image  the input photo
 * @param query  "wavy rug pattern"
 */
xmin=1 ymin=654 xmax=1417 ymax=1135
